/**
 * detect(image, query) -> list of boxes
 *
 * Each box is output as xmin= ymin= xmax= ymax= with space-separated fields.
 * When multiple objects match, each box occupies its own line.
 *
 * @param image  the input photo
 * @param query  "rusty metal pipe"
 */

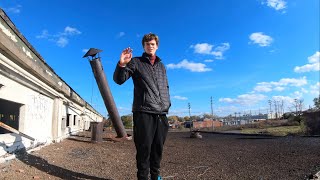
xmin=89 ymin=57 xmax=127 ymax=138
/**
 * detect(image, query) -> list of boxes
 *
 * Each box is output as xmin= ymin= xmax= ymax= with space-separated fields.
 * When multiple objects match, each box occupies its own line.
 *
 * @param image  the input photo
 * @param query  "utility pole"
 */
xmin=280 ymin=100 xmax=284 ymax=119
xmin=277 ymin=100 xmax=281 ymax=119
xmin=188 ymin=102 xmax=191 ymax=131
xmin=211 ymin=96 xmax=213 ymax=117
xmin=211 ymin=96 xmax=214 ymax=131
xmin=250 ymin=110 xmax=252 ymax=123
xmin=268 ymin=100 xmax=272 ymax=119
xmin=273 ymin=100 xmax=278 ymax=120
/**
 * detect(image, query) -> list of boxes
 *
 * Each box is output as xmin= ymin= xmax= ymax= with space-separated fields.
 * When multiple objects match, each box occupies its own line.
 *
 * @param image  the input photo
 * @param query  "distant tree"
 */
xmin=189 ymin=115 xmax=200 ymax=121
xmin=203 ymin=113 xmax=214 ymax=119
xmin=314 ymin=95 xmax=320 ymax=109
xmin=183 ymin=116 xmax=190 ymax=121
xmin=289 ymin=99 xmax=304 ymax=116
xmin=283 ymin=112 xmax=295 ymax=119
xmin=103 ymin=116 xmax=112 ymax=127
xmin=121 ymin=114 xmax=133 ymax=128
xmin=298 ymin=99 xmax=304 ymax=115
xmin=168 ymin=115 xmax=179 ymax=123
xmin=178 ymin=117 xmax=184 ymax=122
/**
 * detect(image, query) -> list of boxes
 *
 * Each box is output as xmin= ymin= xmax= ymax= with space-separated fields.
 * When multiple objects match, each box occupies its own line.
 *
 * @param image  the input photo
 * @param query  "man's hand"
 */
xmin=119 ymin=47 xmax=133 ymax=66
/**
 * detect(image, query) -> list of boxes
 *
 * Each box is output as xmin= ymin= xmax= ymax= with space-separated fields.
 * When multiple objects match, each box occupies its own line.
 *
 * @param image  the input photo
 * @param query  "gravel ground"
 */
xmin=0 ymin=131 xmax=319 ymax=180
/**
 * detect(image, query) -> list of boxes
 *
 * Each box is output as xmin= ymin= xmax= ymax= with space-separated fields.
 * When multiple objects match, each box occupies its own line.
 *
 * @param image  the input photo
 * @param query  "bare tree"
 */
xmin=297 ymin=99 xmax=304 ymax=116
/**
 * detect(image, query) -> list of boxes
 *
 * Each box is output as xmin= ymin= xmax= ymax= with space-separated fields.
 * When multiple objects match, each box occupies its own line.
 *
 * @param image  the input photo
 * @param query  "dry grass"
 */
xmin=241 ymin=125 xmax=304 ymax=136
xmin=210 ymin=119 xmax=306 ymax=136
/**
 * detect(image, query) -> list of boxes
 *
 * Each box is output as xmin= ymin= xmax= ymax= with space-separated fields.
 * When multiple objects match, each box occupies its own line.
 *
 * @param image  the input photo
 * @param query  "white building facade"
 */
xmin=0 ymin=9 xmax=103 ymax=157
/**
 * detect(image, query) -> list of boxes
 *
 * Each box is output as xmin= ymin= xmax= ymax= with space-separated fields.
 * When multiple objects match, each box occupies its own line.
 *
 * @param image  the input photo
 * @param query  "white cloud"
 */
xmin=173 ymin=96 xmax=188 ymax=100
xmin=271 ymin=95 xmax=295 ymax=104
xmin=288 ymin=88 xmax=309 ymax=101
xmin=56 ymin=37 xmax=68 ymax=47
xmin=190 ymin=42 xmax=230 ymax=59
xmin=219 ymin=98 xmax=233 ymax=103
xmin=219 ymin=93 xmax=267 ymax=106
xmin=36 ymin=30 xmax=49 ymax=39
xmin=214 ymin=105 xmax=239 ymax=115
xmin=249 ymin=32 xmax=273 ymax=47
xmin=310 ymin=82 xmax=320 ymax=96
xmin=292 ymin=91 xmax=303 ymax=99
xmin=167 ymin=59 xmax=212 ymax=72
xmin=212 ymin=43 xmax=230 ymax=59
xmin=277 ymin=77 xmax=307 ymax=86
xmin=191 ymin=43 xmax=213 ymax=54
xmin=63 ymin=26 xmax=81 ymax=35
xmin=4 ymin=5 xmax=22 ymax=14
xmin=300 ymin=88 xmax=308 ymax=94
xmin=254 ymin=77 xmax=307 ymax=92
xmin=36 ymin=26 xmax=81 ymax=47
xmin=117 ymin=32 xmax=125 ymax=38
xmin=168 ymin=108 xmax=189 ymax=116
xmin=262 ymin=0 xmax=287 ymax=11
xmin=274 ymin=86 xmax=285 ymax=91
xmin=254 ymin=83 xmax=272 ymax=92
xmin=204 ymin=59 xmax=214 ymax=63
xmin=294 ymin=51 xmax=320 ymax=73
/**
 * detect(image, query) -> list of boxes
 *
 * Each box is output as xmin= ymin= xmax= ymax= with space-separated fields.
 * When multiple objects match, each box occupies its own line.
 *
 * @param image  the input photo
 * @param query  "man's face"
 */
xmin=143 ymin=39 xmax=158 ymax=56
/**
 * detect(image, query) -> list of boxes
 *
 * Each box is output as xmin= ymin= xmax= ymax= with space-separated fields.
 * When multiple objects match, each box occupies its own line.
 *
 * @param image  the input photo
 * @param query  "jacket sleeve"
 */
xmin=164 ymin=65 xmax=171 ymax=108
xmin=113 ymin=60 xmax=135 ymax=85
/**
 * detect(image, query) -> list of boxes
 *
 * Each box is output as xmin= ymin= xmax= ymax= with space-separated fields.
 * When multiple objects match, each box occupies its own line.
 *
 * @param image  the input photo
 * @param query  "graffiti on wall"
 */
xmin=28 ymin=94 xmax=51 ymax=120
xmin=26 ymin=94 xmax=53 ymax=138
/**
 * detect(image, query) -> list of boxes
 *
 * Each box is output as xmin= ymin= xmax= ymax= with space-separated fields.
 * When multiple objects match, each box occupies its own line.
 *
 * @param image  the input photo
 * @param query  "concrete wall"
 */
xmin=0 ymin=8 xmax=103 ymax=157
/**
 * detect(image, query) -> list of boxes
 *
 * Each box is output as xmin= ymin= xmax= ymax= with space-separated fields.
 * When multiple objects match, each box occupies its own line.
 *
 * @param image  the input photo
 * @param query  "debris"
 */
xmin=17 ymin=169 xmax=24 ymax=173
xmin=190 ymin=131 xmax=202 ymax=138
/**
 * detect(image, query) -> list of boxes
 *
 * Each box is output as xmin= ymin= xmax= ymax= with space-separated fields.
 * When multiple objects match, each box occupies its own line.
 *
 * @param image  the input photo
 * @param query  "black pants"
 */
xmin=133 ymin=112 xmax=169 ymax=180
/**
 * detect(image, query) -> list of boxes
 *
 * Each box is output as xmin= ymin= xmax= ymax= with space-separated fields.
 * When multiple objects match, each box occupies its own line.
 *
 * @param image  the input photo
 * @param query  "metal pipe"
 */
xmin=89 ymin=57 xmax=127 ymax=138
xmin=0 ymin=122 xmax=35 ymax=141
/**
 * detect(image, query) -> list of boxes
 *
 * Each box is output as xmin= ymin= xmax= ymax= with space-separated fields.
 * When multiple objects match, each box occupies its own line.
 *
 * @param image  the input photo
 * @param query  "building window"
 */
xmin=0 ymin=98 xmax=22 ymax=134
xmin=66 ymin=114 xmax=71 ymax=127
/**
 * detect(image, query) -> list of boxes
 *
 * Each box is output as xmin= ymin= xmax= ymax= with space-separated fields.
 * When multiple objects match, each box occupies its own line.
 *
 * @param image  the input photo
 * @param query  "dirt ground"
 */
xmin=0 ymin=130 xmax=319 ymax=180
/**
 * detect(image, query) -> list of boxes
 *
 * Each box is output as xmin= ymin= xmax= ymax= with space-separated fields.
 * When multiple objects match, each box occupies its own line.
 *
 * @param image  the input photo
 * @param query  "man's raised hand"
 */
xmin=119 ymin=47 xmax=133 ymax=66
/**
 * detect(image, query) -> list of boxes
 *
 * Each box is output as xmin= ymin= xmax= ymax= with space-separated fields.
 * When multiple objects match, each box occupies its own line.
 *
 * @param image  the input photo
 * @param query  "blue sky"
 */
xmin=1 ymin=0 xmax=319 ymax=117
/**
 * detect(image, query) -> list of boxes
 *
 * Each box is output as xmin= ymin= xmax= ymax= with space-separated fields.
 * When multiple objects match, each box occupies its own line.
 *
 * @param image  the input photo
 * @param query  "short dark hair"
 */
xmin=142 ymin=33 xmax=159 ymax=47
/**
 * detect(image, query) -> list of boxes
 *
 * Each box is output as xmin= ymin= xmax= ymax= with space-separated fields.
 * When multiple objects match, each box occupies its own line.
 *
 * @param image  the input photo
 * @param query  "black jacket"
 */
xmin=113 ymin=53 xmax=171 ymax=114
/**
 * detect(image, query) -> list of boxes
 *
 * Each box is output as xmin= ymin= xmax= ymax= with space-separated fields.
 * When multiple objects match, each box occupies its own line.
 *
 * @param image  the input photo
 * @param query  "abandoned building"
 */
xmin=0 ymin=8 xmax=103 ymax=158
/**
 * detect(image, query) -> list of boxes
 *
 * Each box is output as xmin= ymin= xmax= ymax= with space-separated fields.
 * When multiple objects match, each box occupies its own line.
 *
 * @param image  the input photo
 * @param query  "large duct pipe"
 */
xmin=84 ymin=48 xmax=127 ymax=138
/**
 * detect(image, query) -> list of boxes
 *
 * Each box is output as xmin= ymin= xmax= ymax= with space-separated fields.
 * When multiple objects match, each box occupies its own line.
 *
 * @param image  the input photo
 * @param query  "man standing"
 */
xmin=113 ymin=33 xmax=171 ymax=180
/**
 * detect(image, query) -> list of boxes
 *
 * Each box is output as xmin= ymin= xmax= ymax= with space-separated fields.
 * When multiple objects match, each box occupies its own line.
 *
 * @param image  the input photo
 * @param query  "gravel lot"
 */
xmin=0 ymin=131 xmax=319 ymax=180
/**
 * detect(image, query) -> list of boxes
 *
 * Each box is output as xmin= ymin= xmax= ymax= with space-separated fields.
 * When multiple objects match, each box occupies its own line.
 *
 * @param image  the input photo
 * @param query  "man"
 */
xmin=113 ymin=33 xmax=171 ymax=180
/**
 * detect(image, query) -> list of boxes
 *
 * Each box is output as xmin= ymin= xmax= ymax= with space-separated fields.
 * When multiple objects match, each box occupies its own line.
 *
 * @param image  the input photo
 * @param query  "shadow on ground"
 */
xmin=14 ymin=149 xmax=111 ymax=180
